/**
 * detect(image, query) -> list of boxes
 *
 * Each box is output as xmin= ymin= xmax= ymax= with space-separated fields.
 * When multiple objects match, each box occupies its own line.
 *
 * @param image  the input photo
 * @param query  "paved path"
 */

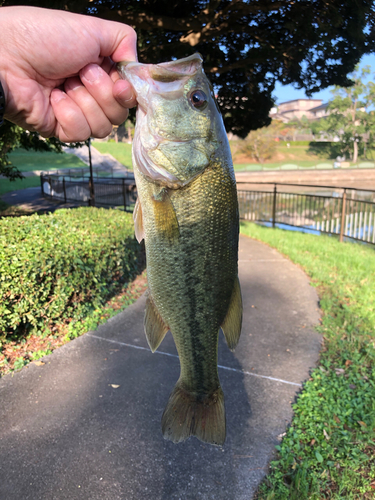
xmin=0 ymin=235 xmax=321 ymax=500
xmin=63 ymin=144 xmax=130 ymax=176
xmin=1 ymin=186 xmax=82 ymax=213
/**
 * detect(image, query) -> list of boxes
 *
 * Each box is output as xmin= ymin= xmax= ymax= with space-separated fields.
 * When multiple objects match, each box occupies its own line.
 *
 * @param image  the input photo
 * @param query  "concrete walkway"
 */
xmin=63 ymin=144 xmax=130 ymax=176
xmin=0 ymin=235 xmax=321 ymax=500
xmin=1 ymin=186 xmax=82 ymax=213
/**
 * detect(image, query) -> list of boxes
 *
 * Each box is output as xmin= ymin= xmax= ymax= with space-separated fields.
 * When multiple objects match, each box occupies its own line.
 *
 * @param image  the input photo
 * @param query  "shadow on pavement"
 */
xmin=0 ymin=235 xmax=321 ymax=500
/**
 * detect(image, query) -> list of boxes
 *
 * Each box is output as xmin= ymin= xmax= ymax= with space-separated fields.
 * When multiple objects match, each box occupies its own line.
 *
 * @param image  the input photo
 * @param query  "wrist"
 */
xmin=0 ymin=79 xmax=5 ymax=126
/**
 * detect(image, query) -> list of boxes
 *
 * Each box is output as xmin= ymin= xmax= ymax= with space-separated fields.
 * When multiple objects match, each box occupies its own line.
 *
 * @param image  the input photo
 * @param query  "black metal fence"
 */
xmin=41 ymin=173 xmax=137 ymax=211
xmin=40 ymin=174 xmax=375 ymax=245
xmin=44 ymin=166 xmax=126 ymax=180
xmin=238 ymin=182 xmax=375 ymax=245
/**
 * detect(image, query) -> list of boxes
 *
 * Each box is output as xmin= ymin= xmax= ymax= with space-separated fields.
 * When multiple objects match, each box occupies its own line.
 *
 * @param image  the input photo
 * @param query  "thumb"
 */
xmin=94 ymin=18 xmax=138 ymax=63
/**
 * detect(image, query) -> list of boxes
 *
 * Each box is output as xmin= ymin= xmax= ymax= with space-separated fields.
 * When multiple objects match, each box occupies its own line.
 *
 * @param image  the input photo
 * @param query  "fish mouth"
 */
xmin=118 ymin=53 xmax=204 ymax=110
xmin=118 ymin=53 xmax=203 ymax=90
xmin=119 ymin=54 xmax=210 ymax=188
xmin=148 ymin=53 xmax=203 ymax=83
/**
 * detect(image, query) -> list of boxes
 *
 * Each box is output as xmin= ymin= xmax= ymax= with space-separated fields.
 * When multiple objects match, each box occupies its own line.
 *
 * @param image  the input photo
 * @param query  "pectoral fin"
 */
xmin=144 ymin=292 xmax=169 ymax=352
xmin=152 ymin=188 xmax=179 ymax=242
xmin=133 ymin=198 xmax=144 ymax=243
xmin=221 ymin=276 xmax=243 ymax=350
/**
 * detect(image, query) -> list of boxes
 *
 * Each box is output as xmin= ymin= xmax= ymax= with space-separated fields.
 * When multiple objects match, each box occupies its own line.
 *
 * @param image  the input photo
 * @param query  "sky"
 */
xmin=273 ymin=53 xmax=375 ymax=105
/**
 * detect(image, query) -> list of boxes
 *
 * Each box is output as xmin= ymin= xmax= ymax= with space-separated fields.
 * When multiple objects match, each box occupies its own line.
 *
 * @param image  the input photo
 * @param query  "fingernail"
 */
xmin=83 ymin=64 xmax=102 ymax=83
xmin=117 ymin=86 xmax=136 ymax=103
xmin=51 ymin=89 xmax=66 ymax=103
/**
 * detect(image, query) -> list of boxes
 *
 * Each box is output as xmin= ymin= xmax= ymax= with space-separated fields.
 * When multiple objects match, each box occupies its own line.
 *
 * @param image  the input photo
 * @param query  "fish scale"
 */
xmin=119 ymin=53 xmax=242 ymax=445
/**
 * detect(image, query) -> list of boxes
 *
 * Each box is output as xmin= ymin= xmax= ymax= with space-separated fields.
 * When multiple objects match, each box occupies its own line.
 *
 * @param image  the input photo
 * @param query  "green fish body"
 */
xmin=119 ymin=54 xmax=242 ymax=445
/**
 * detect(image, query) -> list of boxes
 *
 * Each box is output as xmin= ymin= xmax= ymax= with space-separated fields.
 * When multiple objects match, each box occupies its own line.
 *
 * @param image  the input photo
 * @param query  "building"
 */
xmin=270 ymin=99 xmax=329 ymax=122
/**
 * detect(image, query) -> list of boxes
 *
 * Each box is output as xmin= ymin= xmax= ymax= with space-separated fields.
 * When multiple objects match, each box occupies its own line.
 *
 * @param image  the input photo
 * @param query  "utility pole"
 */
xmin=88 ymin=138 xmax=95 ymax=207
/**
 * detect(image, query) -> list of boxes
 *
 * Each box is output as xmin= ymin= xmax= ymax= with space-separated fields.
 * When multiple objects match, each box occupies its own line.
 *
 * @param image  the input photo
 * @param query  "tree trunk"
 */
xmin=253 ymin=140 xmax=260 ymax=164
xmin=353 ymin=140 xmax=358 ymax=163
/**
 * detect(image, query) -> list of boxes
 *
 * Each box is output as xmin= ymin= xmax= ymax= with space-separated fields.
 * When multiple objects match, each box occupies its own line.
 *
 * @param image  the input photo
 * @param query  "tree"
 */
xmin=4 ymin=0 xmax=375 ymax=139
xmin=235 ymin=126 xmax=277 ymax=165
xmin=282 ymin=117 xmax=311 ymax=142
xmin=311 ymin=66 xmax=375 ymax=163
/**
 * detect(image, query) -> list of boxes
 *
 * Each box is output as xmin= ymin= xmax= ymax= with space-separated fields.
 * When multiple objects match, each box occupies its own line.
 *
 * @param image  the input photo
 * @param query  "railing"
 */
xmin=44 ymin=166 xmax=132 ymax=179
xmin=237 ymin=182 xmax=375 ymax=245
xmin=41 ymin=173 xmax=137 ymax=212
xmin=235 ymin=161 xmax=375 ymax=171
xmin=40 ymin=174 xmax=375 ymax=245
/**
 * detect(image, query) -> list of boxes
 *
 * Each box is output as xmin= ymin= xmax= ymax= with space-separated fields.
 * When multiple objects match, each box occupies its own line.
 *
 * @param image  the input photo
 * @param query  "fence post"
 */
xmin=339 ymin=188 xmax=347 ymax=243
xmin=122 ymin=178 xmax=127 ymax=210
xmin=272 ymin=184 xmax=277 ymax=228
xmin=63 ymin=177 xmax=67 ymax=203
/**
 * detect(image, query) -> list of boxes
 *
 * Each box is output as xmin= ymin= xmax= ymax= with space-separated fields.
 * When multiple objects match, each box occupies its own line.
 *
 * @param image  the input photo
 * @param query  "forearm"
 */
xmin=0 ymin=80 xmax=5 ymax=126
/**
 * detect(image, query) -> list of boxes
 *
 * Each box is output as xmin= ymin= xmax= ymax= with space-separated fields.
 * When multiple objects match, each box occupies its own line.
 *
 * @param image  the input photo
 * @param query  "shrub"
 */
xmin=0 ymin=207 xmax=140 ymax=343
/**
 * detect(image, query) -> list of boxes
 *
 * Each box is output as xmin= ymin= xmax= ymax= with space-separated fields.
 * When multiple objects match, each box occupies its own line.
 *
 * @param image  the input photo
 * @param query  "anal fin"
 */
xmin=144 ymin=292 xmax=168 ymax=352
xmin=221 ymin=276 xmax=243 ymax=350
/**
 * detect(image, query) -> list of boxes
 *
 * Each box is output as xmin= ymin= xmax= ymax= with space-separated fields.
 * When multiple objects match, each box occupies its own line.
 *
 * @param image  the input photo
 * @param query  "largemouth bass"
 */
xmin=118 ymin=54 xmax=242 ymax=446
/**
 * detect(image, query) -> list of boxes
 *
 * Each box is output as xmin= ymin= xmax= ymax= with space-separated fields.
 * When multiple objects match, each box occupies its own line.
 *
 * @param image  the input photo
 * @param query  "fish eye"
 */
xmin=189 ymin=90 xmax=208 ymax=110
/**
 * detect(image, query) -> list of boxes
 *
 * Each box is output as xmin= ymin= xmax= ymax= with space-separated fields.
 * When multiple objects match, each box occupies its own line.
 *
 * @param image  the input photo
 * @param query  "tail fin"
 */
xmin=161 ymin=381 xmax=226 ymax=446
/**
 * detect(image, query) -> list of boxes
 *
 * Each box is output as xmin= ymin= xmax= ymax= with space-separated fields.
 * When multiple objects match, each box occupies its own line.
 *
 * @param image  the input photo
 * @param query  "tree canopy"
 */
xmin=4 ymin=0 xmax=375 ymax=138
xmin=311 ymin=66 xmax=375 ymax=163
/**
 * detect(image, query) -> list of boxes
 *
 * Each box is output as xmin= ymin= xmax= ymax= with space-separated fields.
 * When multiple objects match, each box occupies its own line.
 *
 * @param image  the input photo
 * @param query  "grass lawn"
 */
xmin=0 ymin=176 xmax=41 ymax=196
xmin=92 ymin=140 xmax=331 ymax=172
xmin=233 ymin=143 xmax=375 ymax=171
xmin=233 ymin=143 xmax=327 ymax=170
xmin=8 ymin=148 xmax=86 ymax=172
xmin=1 ymin=148 xmax=87 ymax=197
xmin=92 ymin=141 xmax=133 ymax=168
xmin=233 ymin=161 xmax=330 ymax=171
xmin=240 ymin=222 xmax=375 ymax=499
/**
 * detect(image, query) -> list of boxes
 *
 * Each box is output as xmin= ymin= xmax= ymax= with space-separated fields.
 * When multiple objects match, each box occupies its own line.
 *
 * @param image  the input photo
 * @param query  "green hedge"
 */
xmin=279 ymin=140 xmax=311 ymax=146
xmin=0 ymin=208 xmax=140 ymax=342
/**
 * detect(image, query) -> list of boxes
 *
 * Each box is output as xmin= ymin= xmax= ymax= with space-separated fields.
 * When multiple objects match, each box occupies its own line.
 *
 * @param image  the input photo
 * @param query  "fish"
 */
xmin=118 ymin=53 xmax=242 ymax=446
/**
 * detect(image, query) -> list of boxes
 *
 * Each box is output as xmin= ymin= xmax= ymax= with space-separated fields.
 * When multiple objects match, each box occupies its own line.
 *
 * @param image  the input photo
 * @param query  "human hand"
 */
xmin=0 ymin=6 xmax=137 ymax=142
